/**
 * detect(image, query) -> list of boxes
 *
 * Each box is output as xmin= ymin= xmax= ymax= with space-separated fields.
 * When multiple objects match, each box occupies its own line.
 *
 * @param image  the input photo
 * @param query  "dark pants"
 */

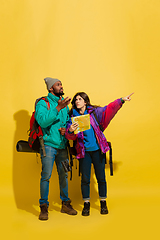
xmin=79 ymin=149 xmax=107 ymax=200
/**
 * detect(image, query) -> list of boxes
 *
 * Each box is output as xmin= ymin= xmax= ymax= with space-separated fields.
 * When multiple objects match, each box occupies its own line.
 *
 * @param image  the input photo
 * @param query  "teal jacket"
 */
xmin=35 ymin=93 xmax=69 ymax=149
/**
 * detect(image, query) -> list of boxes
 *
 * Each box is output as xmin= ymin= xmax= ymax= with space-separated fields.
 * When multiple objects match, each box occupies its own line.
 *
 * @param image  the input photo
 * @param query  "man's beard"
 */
xmin=53 ymin=87 xmax=64 ymax=97
xmin=54 ymin=91 xmax=64 ymax=97
xmin=58 ymin=92 xmax=64 ymax=97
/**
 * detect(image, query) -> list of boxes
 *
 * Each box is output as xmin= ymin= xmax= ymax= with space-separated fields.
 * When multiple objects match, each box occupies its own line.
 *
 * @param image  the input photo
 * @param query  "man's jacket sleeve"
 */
xmin=35 ymin=100 xmax=59 ymax=128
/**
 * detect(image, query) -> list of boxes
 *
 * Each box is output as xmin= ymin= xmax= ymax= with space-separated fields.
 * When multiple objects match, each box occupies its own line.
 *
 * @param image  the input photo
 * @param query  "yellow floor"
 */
xmin=1 ymin=167 xmax=159 ymax=240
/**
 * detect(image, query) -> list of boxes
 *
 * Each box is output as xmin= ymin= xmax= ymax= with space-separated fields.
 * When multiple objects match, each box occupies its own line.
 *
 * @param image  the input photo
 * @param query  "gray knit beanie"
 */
xmin=44 ymin=77 xmax=61 ymax=91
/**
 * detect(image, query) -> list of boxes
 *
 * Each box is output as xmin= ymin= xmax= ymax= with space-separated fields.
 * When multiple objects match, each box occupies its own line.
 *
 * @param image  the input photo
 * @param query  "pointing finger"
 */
xmin=128 ymin=92 xmax=134 ymax=97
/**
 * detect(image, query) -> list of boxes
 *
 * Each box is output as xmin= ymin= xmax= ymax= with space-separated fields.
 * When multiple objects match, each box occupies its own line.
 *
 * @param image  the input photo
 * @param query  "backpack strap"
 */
xmin=67 ymin=142 xmax=73 ymax=180
xmin=35 ymin=96 xmax=50 ymax=110
xmin=107 ymin=141 xmax=113 ymax=176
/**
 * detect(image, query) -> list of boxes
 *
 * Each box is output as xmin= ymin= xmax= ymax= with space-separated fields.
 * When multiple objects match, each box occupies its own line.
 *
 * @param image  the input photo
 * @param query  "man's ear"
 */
xmin=49 ymin=86 xmax=54 ymax=93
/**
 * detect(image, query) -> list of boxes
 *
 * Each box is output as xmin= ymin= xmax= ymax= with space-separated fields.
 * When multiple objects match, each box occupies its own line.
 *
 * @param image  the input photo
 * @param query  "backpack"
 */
xmin=28 ymin=97 xmax=50 ymax=157
xmin=28 ymin=97 xmax=73 ymax=177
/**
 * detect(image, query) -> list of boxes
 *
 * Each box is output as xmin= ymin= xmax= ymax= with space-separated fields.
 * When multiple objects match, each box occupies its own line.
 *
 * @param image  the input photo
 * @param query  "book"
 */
xmin=71 ymin=114 xmax=90 ymax=134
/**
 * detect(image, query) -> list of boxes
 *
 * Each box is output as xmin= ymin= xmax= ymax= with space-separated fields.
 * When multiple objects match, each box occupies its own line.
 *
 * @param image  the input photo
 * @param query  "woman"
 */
xmin=65 ymin=92 xmax=133 ymax=216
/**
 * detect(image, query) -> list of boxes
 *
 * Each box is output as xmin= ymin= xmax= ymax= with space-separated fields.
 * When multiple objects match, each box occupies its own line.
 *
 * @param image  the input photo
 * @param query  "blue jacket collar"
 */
xmin=73 ymin=108 xmax=88 ymax=116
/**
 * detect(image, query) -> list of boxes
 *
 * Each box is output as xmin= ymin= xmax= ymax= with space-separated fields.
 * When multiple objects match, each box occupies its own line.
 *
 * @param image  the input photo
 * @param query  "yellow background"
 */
xmin=0 ymin=0 xmax=160 ymax=239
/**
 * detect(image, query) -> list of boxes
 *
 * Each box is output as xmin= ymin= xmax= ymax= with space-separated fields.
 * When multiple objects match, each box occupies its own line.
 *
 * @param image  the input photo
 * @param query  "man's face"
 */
xmin=50 ymin=81 xmax=64 ymax=97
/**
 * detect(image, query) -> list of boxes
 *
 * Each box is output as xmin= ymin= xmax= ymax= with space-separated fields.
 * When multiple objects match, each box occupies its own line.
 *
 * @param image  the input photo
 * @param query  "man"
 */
xmin=35 ymin=77 xmax=77 ymax=220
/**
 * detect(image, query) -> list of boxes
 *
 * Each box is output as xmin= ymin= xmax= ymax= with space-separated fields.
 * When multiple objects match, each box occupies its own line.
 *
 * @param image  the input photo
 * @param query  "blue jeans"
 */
xmin=39 ymin=145 xmax=70 ymax=207
xmin=79 ymin=149 xmax=107 ymax=200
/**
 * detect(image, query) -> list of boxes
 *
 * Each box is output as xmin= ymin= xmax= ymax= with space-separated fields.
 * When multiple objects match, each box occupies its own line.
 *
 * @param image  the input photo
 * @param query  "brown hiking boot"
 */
xmin=39 ymin=203 xmax=48 ymax=220
xmin=61 ymin=200 xmax=77 ymax=215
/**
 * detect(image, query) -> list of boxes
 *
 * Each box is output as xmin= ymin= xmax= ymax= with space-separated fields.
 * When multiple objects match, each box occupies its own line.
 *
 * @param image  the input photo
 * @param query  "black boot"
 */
xmin=82 ymin=202 xmax=90 ymax=216
xmin=100 ymin=200 xmax=108 ymax=214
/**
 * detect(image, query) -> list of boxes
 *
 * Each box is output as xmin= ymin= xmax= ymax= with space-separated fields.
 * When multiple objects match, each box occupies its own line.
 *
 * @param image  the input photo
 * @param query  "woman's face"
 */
xmin=75 ymin=95 xmax=86 ymax=110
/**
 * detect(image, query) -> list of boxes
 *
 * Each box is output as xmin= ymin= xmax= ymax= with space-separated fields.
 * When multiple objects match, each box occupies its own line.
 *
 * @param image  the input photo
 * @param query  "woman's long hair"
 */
xmin=69 ymin=92 xmax=99 ymax=116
